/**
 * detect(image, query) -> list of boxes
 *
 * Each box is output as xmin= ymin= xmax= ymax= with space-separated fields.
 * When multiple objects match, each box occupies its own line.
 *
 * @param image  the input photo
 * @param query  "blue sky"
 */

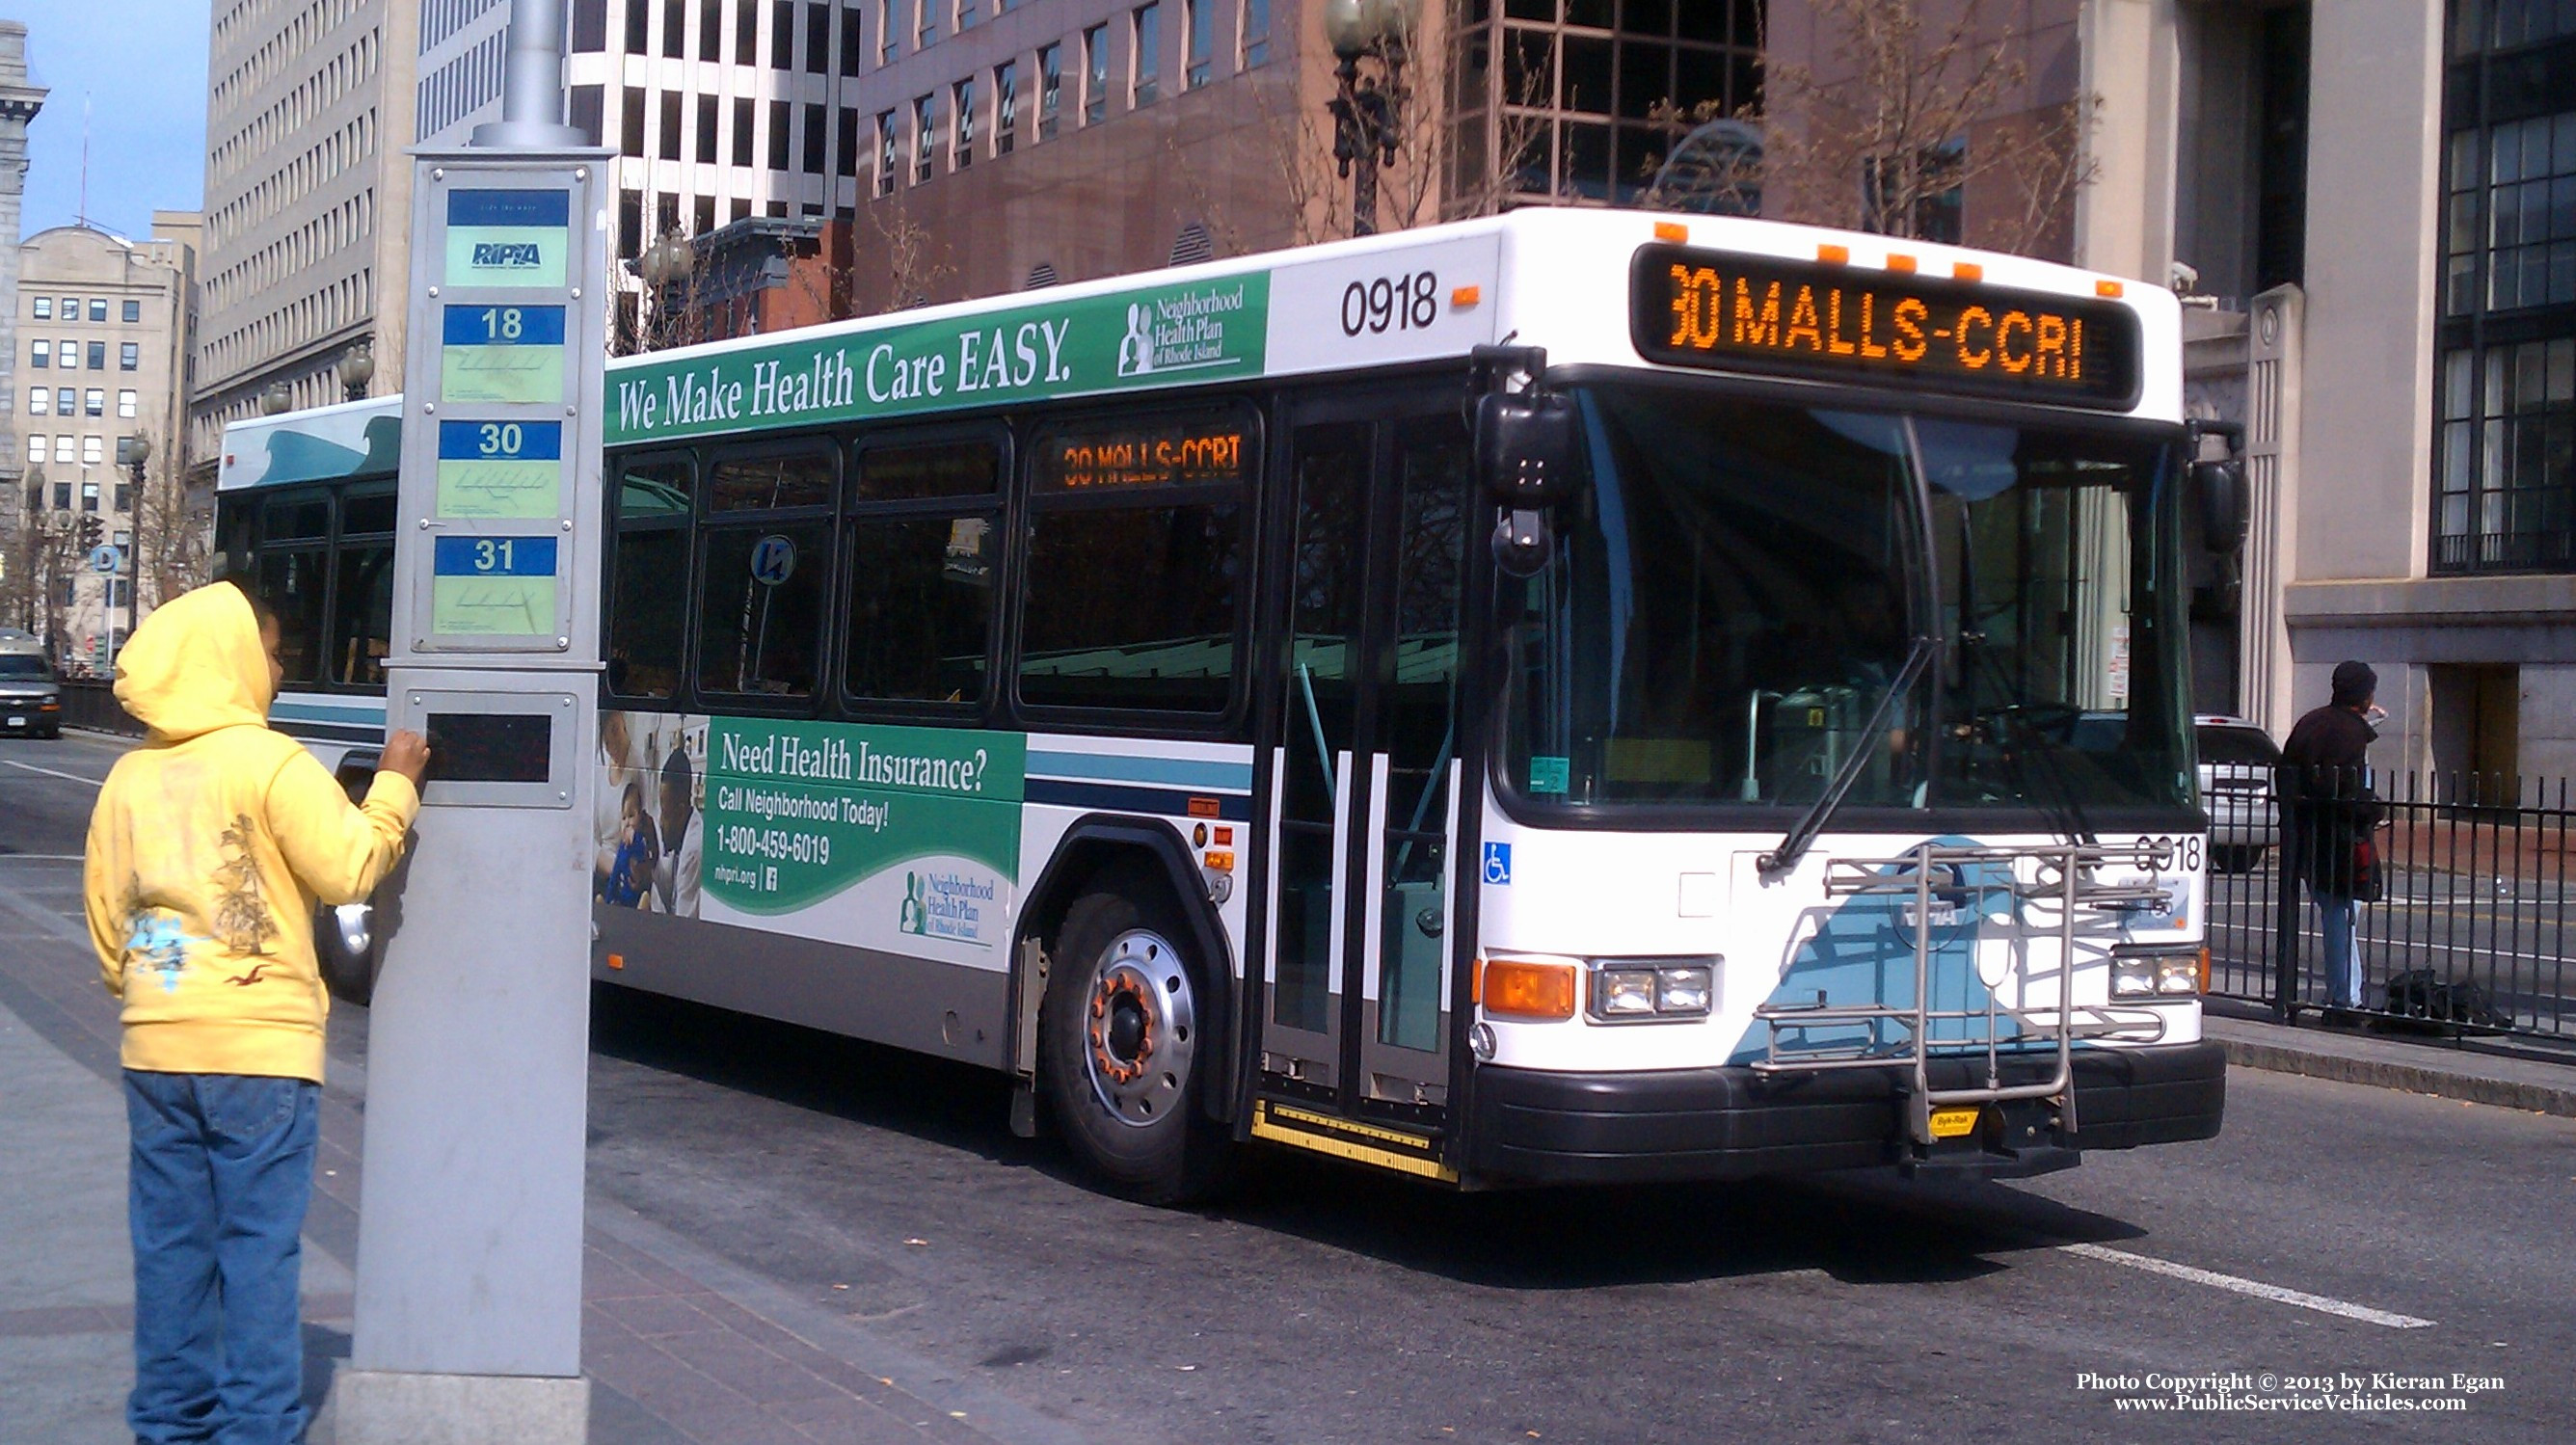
xmin=14 ymin=1 xmax=208 ymax=241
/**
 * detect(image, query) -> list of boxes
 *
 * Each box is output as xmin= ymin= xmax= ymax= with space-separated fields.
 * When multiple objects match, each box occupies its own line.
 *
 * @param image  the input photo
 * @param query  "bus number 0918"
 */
xmin=1341 ymin=272 xmax=1438 ymax=337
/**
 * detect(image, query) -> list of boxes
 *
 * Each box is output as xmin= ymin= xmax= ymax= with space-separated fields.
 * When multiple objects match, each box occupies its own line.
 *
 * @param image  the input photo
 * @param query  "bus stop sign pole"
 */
xmin=336 ymin=1 xmax=605 ymax=1439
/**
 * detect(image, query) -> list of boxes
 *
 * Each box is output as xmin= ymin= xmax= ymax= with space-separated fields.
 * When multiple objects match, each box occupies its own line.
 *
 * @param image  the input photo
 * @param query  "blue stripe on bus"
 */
xmin=275 ymin=719 xmax=389 ymax=746
xmin=440 ymin=305 xmax=568 ymax=346
xmin=437 ymin=419 xmax=563 ymax=460
xmin=1025 ymin=750 xmax=1253 ymax=792
xmin=1024 ymin=778 xmax=1253 ymax=821
xmin=269 ymin=701 xmax=388 ymax=725
xmin=447 ymin=189 xmax=571 ymax=227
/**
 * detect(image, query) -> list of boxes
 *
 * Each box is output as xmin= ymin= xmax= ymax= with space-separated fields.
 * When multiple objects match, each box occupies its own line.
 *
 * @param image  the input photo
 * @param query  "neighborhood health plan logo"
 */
xmin=900 ymin=870 xmax=1000 ymax=946
xmin=1114 ymin=282 xmax=1252 ymax=378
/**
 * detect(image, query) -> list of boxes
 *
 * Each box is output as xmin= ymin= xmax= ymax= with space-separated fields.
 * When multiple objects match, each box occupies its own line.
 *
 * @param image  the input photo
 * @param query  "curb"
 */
xmin=2207 ymin=1023 xmax=2576 ymax=1118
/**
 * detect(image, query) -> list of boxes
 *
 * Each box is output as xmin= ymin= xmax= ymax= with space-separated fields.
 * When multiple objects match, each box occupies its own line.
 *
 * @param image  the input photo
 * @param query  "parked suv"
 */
xmin=2196 ymin=713 xmax=2279 ymax=872
xmin=0 ymin=631 xmax=62 ymax=738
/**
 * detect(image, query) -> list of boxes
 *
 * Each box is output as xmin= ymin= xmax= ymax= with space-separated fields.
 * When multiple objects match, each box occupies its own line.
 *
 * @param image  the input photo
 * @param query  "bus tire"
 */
xmin=1041 ymin=880 xmax=1232 ymax=1205
xmin=316 ymin=899 xmax=382 ymax=1006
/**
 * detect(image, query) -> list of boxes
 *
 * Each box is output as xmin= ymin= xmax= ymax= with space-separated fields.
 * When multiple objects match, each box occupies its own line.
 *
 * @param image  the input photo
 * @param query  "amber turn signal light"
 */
xmin=1481 ymin=958 xmax=1578 ymax=1021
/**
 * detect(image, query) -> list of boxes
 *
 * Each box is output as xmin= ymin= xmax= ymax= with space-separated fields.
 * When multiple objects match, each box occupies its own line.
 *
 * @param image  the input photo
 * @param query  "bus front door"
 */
xmin=1260 ymin=402 xmax=1470 ymax=1156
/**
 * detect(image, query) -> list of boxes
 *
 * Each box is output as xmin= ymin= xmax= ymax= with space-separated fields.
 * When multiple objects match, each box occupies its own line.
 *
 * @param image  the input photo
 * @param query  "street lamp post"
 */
xmin=124 ymin=433 xmax=149 ymax=644
xmin=1323 ymin=0 xmax=1418 ymax=238
xmin=338 ymin=341 xmax=376 ymax=402
xmin=634 ymin=230 xmax=697 ymax=351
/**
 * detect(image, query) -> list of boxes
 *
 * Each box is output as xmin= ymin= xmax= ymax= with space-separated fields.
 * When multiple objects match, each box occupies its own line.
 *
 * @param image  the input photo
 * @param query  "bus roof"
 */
xmin=223 ymin=208 xmax=2184 ymax=481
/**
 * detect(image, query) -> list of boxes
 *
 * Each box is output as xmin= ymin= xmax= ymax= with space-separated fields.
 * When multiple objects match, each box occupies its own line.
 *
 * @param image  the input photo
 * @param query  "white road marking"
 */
xmin=2060 ymin=1242 xmax=2435 ymax=1328
xmin=1 ymin=759 xmax=106 ymax=787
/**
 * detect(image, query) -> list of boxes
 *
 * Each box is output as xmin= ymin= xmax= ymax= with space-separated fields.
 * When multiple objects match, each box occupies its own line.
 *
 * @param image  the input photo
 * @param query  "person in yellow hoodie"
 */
xmin=84 ymin=579 xmax=427 ymax=1445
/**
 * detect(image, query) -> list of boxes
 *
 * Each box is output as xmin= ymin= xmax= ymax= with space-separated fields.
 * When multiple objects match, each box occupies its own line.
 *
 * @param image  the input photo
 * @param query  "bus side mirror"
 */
xmin=1476 ymin=389 xmax=1582 ymax=577
xmin=2193 ymin=458 xmax=2248 ymax=554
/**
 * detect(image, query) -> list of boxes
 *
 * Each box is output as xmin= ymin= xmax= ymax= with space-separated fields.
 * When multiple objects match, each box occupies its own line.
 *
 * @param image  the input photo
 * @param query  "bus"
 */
xmin=222 ymin=207 xmax=2239 ymax=1200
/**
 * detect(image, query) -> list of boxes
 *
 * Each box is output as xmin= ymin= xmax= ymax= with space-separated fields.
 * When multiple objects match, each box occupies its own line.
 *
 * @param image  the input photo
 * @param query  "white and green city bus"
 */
xmin=222 ymin=207 xmax=2237 ymax=1199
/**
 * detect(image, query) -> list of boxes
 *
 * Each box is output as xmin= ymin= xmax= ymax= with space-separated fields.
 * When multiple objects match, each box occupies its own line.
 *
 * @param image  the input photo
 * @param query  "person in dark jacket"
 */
xmin=2278 ymin=660 xmax=2381 ymax=1015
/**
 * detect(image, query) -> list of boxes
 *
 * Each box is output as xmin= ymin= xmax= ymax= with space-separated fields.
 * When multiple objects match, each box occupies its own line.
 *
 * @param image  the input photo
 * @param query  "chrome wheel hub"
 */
xmin=1083 ymin=929 xmax=1195 ymax=1127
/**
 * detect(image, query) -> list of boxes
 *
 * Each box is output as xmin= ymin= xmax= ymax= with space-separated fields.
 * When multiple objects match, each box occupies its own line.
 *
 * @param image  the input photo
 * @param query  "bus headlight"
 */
xmin=2113 ymin=947 xmax=2202 ymax=998
xmin=1586 ymin=959 xmax=1717 ymax=1022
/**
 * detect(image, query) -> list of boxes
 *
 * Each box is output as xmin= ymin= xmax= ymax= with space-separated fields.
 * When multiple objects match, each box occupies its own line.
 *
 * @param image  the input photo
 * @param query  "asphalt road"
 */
xmin=9 ymin=730 xmax=2575 ymax=1443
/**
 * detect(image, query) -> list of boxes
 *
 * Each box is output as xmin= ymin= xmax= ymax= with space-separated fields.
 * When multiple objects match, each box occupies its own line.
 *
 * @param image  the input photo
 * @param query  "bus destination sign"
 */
xmin=1038 ymin=418 xmax=1252 ymax=492
xmin=1629 ymin=244 xmax=2141 ymax=410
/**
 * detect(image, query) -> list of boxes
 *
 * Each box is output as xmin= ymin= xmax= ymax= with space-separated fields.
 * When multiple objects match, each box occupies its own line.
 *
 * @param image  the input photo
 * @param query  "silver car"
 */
xmin=2196 ymin=713 xmax=2279 ymax=873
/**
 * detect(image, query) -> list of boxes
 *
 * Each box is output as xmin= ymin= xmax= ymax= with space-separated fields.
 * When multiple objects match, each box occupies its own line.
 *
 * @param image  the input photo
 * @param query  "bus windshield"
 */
xmin=1504 ymin=383 xmax=2193 ymax=819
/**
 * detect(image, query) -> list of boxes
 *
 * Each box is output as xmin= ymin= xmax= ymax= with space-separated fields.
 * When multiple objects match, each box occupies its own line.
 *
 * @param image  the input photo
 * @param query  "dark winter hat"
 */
xmin=2331 ymin=660 xmax=2377 ymax=708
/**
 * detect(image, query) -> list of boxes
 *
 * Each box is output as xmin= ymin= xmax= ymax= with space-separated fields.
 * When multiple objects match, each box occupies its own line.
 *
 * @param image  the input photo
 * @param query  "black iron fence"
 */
xmin=2208 ymin=766 xmax=2576 ymax=1041
xmin=56 ymin=680 xmax=141 ymax=736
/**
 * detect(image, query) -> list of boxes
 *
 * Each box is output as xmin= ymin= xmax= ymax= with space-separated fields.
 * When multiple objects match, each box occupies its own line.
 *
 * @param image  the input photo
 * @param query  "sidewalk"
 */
xmin=2203 ymin=1006 xmax=2576 ymax=1117
xmin=0 ymin=884 xmax=1083 ymax=1445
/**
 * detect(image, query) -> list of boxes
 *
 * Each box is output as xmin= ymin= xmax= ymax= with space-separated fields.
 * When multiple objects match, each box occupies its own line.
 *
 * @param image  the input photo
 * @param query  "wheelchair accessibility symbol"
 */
xmin=1481 ymin=843 xmax=1512 ymax=885
xmin=749 ymin=534 xmax=798 ymax=586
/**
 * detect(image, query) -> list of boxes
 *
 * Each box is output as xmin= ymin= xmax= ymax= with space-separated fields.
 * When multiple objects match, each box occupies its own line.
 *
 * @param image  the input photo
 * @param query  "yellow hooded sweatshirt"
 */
xmin=83 ymin=582 xmax=417 ymax=1082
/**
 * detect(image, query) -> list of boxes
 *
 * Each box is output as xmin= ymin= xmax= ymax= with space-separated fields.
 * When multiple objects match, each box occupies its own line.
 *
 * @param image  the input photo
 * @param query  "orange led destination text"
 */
xmin=1052 ymin=427 xmax=1247 ymax=491
xmin=1663 ymin=263 xmax=2088 ymax=383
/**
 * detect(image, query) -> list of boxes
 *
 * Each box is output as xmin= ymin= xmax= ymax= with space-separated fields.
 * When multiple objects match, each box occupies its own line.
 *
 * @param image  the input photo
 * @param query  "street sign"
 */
xmin=87 ymin=544 xmax=121 ymax=575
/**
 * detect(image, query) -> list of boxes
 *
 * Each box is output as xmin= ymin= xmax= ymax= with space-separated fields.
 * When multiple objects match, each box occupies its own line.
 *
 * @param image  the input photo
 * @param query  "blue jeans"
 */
xmin=124 ymin=1070 xmax=319 ymax=1445
xmin=2313 ymin=892 xmax=2364 ymax=1010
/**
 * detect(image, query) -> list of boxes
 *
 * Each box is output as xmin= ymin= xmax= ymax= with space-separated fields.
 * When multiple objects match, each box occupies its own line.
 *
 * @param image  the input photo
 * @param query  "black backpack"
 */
xmin=2380 ymin=969 xmax=2508 ymax=1032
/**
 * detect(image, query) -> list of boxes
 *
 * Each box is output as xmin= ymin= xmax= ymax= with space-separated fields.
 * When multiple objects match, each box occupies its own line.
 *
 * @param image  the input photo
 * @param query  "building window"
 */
xmin=1083 ymin=24 xmax=1108 ymax=123
xmin=118 ymin=389 xmax=137 ymax=418
xmin=119 ymin=341 xmax=138 ymax=370
xmin=81 ymin=479 xmax=98 ymax=510
xmin=28 ymin=338 xmax=44 ymax=368
xmin=54 ymin=339 xmax=73 ymax=370
xmin=660 ymin=92 xmax=684 ymax=160
xmin=880 ymin=0 xmax=900 ymax=61
xmin=953 ymin=78 xmax=976 ymax=169
xmin=2434 ymin=19 xmax=2576 ymax=575
xmin=1132 ymin=5 xmax=1161 ymax=107
xmin=994 ymin=60 xmax=1017 ymax=155
xmin=622 ymin=86 xmax=647 ymax=158
xmin=49 ymin=479 xmax=66 ymax=507
xmin=56 ymin=388 xmax=71 ymax=414
xmin=807 ymin=1 xmax=831 ymax=71
xmin=838 ymin=105 xmax=861 ymax=176
xmin=82 ymin=437 xmax=102 ymax=466
xmin=87 ymin=341 xmax=104 ymax=370
xmin=53 ymin=436 xmax=71 ymax=463
xmin=85 ymin=388 xmax=102 ymax=416
xmin=1241 ymin=0 xmax=1269 ymax=67
xmin=58 ymin=297 xmax=75 ymax=319
xmin=915 ymin=0 xmax=934 ymax=47
xmin=914 ymin=93 xmax=938 ymax=181
xmin=734 ymin=96 xmax=757 ymax=166
xmin=697 ymin=94 xmax=719 ymax=164
xmin=772 ymin=0 xmax=795 ymax=67
xmin=627 ymin=0 xmax=651 ymax=50
xmin=21 ymin=435 xmax=37 ymax=464
xmin=121 ymin=299 xmax=141 ymax=323
xmin=1038 ymin=43 xmax=1062 ymax=139
xmin=958 ymin=0 xmax=978 ymax=31
xmin=30 ymin=296 xmax=47 ymax=319
xmin=877 ymin=109 xmax=899 ymax=195
xmin=87 ymin=299 xmax=105 ymax=322
xmin=116 ymin=483 xmax=133 ymax=513
xmin=1185 ymin=0 xmax=1210 ymax=88
xmin=770 ymin=98 xmax=794 ymax=169
xmin=27 ymin=386 xmax=44 ymax=415
xmin=702 ymin=0 xmax=725 ymax=56
xmin=662 ymin=0 xmax=686 ymax=57
xmin=842 ymin=1 xmax=866 ymax=70
xmin=804 ymin=100 xmax=829 ymax=174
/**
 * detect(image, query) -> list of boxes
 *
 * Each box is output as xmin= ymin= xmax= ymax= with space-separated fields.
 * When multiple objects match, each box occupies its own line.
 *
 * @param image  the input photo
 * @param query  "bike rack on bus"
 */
xmin=1749 ymin=842 xmax=2178 ymax=1146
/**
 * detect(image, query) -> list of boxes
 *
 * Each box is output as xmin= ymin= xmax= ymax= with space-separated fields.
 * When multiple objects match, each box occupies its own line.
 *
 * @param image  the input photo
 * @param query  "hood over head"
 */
xmin=114 ymin=581 xmax=274 ymax=740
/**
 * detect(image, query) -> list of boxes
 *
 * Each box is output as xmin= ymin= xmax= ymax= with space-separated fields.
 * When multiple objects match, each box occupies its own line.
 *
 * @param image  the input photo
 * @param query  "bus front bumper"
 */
xmin=1465 ymin=1040 xmax=2225 ymax=1186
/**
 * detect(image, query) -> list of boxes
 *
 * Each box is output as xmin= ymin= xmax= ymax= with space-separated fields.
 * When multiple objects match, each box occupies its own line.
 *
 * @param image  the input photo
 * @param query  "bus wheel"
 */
xmin=316 ymin=900 xmax=381 ymax=1006
xmin=1042 ymin=884 xmax=1230 ymax=1205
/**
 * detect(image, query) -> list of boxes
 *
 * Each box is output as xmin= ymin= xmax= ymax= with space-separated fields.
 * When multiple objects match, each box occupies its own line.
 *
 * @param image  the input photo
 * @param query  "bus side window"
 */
xmin=331 ymin=488 xmax=396 ymax=687
xmin=695 ymin=447 xmax=834 ymax=701
xmin=845 ymin=434 xmax=1001 ymax=707
xmin=255 ymin=492 xmax=331 ymax=685
xmin=608 ymin=456 xmax=694 ymax=700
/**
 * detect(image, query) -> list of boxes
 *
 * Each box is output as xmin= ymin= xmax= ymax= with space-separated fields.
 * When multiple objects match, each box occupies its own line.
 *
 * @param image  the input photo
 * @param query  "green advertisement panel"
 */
xmin=607 ymin=273 xmax=1272 ymax=445
xmin=701 ymin=717 xmax=1027 ymax=921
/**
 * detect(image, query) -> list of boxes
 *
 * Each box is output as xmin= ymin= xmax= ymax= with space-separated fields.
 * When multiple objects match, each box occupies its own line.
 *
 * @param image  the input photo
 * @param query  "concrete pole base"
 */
xmin=332 ymin=1369 xmax=589 ymax=1445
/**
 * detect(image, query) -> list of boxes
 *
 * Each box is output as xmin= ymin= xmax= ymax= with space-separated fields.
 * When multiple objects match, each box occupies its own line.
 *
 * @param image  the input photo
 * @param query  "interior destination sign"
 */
xmin=443 ymin=188 xmax=572 ymax=288
xmin=1630 ymin=244 xmax=2141 ymax=409
xmin=436 ymin=419 xmax=563 ymax=519
xmin=429 ymin=534 xmax=560 ymax=636
xmin=1038 ymin=418 xmax=1251 ymax=492
xmin=441 ymin=303 xmax=568 ymax=404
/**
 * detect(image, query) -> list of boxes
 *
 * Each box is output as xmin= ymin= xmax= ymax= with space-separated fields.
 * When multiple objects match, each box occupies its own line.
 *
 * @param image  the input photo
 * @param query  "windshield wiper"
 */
xmin=1757 ymin=635 xmax=1937 ymax=877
